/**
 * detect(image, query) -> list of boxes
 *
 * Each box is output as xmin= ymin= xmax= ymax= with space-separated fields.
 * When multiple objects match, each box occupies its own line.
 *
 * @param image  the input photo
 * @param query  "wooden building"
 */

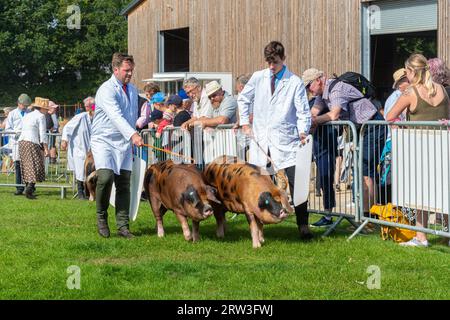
xmin=122 ymin=0 xmax=450 ymax=100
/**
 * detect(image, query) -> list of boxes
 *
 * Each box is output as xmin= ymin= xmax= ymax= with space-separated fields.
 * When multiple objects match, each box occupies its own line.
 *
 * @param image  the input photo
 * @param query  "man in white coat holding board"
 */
xmin=92 ymin=53 xmax=144 ymax=239
xmin=237 ymin=41 xmax=313 ymax=240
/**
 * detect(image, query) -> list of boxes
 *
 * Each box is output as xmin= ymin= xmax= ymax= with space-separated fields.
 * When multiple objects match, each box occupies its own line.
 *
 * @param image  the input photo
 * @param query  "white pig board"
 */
xmin=109 ymin=155 xmax=147 ymax=222
xmin=293 ymin=135 xmax=313 ymax=206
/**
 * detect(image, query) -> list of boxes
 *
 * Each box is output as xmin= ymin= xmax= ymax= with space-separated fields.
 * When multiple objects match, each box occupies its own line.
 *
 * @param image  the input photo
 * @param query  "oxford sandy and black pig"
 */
xmin=204 ymin=156 xmax=292 ymax=248
xmin=144 ymin=160 xmax=220 ymax=242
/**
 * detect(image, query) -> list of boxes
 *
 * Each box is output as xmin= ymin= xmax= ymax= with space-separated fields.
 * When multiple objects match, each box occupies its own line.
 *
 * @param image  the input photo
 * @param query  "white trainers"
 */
xmin=399 ymin=237 xmax=429 ymax=247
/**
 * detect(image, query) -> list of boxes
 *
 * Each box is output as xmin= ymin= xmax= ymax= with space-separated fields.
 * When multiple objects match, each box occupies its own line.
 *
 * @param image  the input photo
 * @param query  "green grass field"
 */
xmin=0 ymin=187 xmax=449 ymax=300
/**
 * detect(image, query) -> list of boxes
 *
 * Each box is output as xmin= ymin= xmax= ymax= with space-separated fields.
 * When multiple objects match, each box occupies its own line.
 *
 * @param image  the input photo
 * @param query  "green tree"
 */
xmin=0 ymin=0 xmax=129 ymax=108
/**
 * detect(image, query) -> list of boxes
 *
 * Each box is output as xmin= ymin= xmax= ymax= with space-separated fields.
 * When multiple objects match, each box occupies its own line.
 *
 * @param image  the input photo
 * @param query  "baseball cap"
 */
xmin=151 ymin=92 xmax=165 ymax=104
xmin=165 ymin=95 xmax=182 ymax=107
xmin=302 ymin=68 xmax=324 ymax=88
xmin=150 ymin=109 xmax=163 ymax=122
xmin=177 ymin=89 xmax=189 ymax=100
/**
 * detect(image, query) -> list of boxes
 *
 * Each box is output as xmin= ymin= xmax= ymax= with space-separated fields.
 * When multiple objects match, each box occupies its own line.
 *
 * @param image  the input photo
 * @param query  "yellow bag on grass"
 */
xmin=370 ymin=203 xmax=416 ymax=243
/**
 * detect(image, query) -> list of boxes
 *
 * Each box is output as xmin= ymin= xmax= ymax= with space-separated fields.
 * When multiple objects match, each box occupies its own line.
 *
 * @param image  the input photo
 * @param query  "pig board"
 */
xmin=293 ymin=135 xmax=313 ymax=206
xmin=109 ymin=155 xmax=147 ymax=221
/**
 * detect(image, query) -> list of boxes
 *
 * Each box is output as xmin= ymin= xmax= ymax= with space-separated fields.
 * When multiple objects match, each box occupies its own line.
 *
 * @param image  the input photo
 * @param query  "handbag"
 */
xmin=370 ymin=203 xmax=416 ymax=243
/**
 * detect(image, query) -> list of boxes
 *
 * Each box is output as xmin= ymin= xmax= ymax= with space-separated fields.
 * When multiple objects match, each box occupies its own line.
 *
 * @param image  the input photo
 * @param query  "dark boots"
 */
xmin=97 ymin=218 xmax=110 ymax=238
xmin=25 ymin=183 xmax=36 ymax=199
xmin=77 ymin=180 xmax=87 ymax=200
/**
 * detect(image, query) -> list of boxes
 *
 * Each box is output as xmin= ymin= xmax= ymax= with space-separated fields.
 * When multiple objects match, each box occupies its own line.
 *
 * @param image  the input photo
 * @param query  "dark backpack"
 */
xmin=328 ymin=72 xmax=376 ymax=103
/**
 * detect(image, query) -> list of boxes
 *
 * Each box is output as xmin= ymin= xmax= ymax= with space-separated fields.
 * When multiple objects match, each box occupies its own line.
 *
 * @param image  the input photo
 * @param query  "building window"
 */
xmin=158 ymin=28 xmax=189 ymax=72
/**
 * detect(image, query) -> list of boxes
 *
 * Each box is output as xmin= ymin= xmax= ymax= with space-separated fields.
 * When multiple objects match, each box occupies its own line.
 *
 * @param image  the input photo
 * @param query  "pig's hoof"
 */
xmin=252 ymin=241 xmax=262 ymax=249
xmin=216 ymin=230 xmax=225 ymax=238
xmin=259 ymin=237 xmax=265 ymax=243
xmin=184 ymin=235 xmax=192 ymax=241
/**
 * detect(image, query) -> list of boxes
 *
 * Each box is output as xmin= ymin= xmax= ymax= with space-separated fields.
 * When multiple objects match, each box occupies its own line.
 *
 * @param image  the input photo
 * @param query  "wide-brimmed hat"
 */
xmin=49 ymin=100 xmax=59 ymax=109
xmin=205 ymin=81 xmax=222 ymax=97
xmin=30 ymin=97 xmax=50 ymax=110
xmin=302 ymin=68 xmax=324 ymax=87
xmin=392 ymin=68 xmax=407 ymax=89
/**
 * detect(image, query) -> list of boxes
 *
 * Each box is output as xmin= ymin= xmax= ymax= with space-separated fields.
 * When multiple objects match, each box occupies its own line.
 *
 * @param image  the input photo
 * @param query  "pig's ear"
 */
xmin=280 ymin=191 xmax=294 ymax=213
xmin=206 ymin=186 xmax=221 ymax=204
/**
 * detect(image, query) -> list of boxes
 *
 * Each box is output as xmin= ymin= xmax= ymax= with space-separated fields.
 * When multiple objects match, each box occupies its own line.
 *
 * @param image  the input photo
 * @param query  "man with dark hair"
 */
xmin=91 ymin=52 xmax=144 ymax=239
xmin=238 ymin=41 xmax=313 ymax=240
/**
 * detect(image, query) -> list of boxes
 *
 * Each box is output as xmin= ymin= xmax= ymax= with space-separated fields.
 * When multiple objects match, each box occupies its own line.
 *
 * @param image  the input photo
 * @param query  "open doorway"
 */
xmin=159 ymin=28 xmax=189 ymax=72
xmin=370 ymin=32 xmax=437 ymax=104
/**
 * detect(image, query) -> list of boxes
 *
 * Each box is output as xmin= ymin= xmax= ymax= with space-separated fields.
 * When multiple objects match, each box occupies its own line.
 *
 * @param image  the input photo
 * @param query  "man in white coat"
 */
xmin=61 ymin=97 xmax=95 ymax=199
xmin=92 ymin=53 xmax=144 ymax=239
xmin=5 ymin=93 xmax=32 ymax=195
xmin=238 ymin=41 xmax=313 ymax=240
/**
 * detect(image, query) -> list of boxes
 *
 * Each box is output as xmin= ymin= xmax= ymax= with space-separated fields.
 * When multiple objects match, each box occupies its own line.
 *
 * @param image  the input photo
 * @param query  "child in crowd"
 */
xmin=155 ymin=95 xmax=181 ymax=138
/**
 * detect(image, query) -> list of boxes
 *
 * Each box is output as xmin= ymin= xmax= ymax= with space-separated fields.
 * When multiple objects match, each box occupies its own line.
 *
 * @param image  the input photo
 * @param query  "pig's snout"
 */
xmin=279 ymin=208 xmax=289 ymax=220
xmin=203 ymin=204 xmax=213 ymax=217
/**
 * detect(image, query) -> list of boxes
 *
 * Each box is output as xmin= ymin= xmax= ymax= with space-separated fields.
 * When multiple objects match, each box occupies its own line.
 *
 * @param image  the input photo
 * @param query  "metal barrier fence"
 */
xmin=307 ymin=121 xmax=361 ymax=236
xmin=0 ymin=131 xmax=74 ymax=198
xmin=349 ymin=121 xmax=450 ymax=240
xmin=140 ymin=127 xmax=193 ymax=166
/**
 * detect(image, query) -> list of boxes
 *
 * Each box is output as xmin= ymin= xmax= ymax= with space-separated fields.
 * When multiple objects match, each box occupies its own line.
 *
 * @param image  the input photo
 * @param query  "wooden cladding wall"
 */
xmin=127 ymin=0 xmax=362 ymax=90
xmin=438 ymin=0 xmax=450 ymax=65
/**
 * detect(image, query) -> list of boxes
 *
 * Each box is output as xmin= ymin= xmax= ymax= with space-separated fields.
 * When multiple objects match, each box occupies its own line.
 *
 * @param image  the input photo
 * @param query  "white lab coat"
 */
xmin=62 ymin=112 xmax=92 ymax=181
xmin=238 ymin=67 xmax=311 ymax=170
xmin=5 ymin=108 xmax=28 ymax=161
xmin=91 ymin=75 xmax=138 ymax=175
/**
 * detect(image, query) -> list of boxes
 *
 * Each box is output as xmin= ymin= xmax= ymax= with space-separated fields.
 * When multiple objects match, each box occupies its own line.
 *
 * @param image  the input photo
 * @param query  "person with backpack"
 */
xmin=302 ymin=68 xmax=386 ymax=220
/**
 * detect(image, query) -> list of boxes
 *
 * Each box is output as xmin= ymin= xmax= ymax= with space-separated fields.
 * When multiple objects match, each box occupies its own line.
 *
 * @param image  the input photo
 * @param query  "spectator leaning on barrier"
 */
xmin=18 ymin=97 xmax=50 ymax=199
xmin=184 ymin=81 xmax=237 ymax=129
xmin=173 ymin=95 xmax=191 ymax=127
xmin=183 ymin=77 xmax=213 ymax=119
xmin=386 ymin=53 xmax=450 ymax=248
xmin=305 ymin=67 xmax=386 ymax=218
xmin=61 ymin=96 xmax=95 ymax=200
xmin=5 ymin=93 xmax=32 ymax=196
xmin=155 ymin=94 xmax=181 ymax=138
xmin=178 ymin=88 xmax=193 ymax=116
xmin=384 ymin=68 xmax=409 ymax=121
xmin=91 ymin=52 xmax=144 ymax=239
xmin=136 ymin=82 xmax=161 ymax=130
xmin=302 ymin=69 xmax=338 ymax=227
xmin=238 ymin=41 xmax=312 ymax=240
xmin=150 ymin=92 xmax=166 ymax=112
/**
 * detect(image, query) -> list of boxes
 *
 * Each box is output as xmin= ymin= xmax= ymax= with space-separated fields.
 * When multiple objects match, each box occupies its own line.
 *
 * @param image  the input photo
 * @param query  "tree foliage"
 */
xmin=0 ymin=0 xmax=130 ymax=107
